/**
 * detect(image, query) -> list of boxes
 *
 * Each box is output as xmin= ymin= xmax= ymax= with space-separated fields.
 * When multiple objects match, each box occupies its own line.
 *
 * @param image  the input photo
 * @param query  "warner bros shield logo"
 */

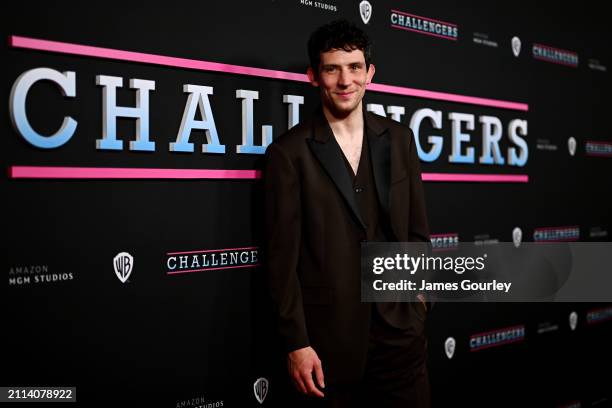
xmin=113 ymin=252 xmax=134 ymax=283
xmin=512 ymin=227 xmax=523 ymax=248
xmin=253 ymin=377 xmax=269 ymax=404
xmin=511 ymin=36 xmax=521 ymax=57
xmin=569 ymin=311 xmax=578 ymax=331
xmin=359 ymin=1 xmax=372 ymax=24
xmin=568 ymin=137 xmax=577 ymax=156
xmin=445 ymin=337 xmax=456 ymax=359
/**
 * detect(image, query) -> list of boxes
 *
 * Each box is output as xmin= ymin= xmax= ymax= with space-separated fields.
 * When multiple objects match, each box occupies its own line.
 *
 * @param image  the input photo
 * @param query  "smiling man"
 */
xmin=264 ymin=19 xmax=431 ymax=407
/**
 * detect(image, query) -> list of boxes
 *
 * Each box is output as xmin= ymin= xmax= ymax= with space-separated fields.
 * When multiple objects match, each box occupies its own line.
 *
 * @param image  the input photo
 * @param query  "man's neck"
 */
xmin=322 ymin=102 xmax=364 ymax=141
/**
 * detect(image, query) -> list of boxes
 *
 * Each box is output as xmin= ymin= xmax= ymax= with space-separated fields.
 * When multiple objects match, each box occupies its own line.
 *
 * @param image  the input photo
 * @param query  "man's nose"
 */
xmin=337 ymin=68 xmax=351 ymax=86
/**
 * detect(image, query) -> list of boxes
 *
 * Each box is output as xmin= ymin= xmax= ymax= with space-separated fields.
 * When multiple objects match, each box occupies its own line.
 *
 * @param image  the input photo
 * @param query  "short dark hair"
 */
xmin=307 ymin=19 xmax=372 ymax=74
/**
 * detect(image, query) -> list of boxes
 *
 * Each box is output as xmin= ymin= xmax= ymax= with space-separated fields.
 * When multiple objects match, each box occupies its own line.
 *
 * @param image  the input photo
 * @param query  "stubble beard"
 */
xmin=324 ymin=90 xmax=364 ymax=119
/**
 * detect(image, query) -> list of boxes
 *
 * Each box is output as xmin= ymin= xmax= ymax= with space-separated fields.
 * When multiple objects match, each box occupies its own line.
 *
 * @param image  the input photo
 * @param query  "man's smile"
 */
xmin=335 ymin=91 xmax=356 ymax=99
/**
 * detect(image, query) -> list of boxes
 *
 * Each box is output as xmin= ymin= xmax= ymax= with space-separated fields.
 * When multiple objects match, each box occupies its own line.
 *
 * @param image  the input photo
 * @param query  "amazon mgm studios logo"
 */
xmin=113 ymin=252 xmax=134 ymax=283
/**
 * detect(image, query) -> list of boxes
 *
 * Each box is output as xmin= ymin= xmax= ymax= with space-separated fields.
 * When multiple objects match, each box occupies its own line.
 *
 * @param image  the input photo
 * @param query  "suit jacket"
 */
xmin=264 ymin=107 xmax=430 ymax=384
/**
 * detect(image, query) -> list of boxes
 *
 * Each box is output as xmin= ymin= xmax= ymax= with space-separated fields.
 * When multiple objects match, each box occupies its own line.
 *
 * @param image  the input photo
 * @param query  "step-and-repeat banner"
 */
xmin=3 ymin=1 xmax=611 ymax=406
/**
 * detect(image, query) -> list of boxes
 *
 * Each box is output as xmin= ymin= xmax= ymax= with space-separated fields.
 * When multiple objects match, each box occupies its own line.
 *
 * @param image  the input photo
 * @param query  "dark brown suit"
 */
xmin=264 ymin=107 xmax=430 ymax=387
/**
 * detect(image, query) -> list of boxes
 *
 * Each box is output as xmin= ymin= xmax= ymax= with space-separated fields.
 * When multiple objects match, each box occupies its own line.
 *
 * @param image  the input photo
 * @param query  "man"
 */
xmin=264 ymin=19 xmax=430 ymax=407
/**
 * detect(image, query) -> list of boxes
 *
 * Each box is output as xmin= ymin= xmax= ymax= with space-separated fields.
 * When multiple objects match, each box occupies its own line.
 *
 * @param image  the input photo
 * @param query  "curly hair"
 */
xmin=307 ymin=19 xmax=372 ymax=74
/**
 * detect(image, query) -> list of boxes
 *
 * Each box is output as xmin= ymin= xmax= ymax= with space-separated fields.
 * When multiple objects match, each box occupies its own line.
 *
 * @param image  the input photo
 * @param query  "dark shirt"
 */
xmin=339 ymin=128 xmax=389 ymax=243
xmin=339 ymin=128 xmax=403 ymax=322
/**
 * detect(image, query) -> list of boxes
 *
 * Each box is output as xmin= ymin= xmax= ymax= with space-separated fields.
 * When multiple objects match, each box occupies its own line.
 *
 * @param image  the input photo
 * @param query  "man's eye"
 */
xmin=351 ymin=65 xmax=361 ymax=70
xmin=324 ymin=67 xmax=336 ymax=73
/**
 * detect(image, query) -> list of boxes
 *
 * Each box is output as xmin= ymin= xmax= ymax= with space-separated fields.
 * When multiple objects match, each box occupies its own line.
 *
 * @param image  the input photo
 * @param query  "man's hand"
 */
xmin=287 ymin=346 xmax=325 ymax=398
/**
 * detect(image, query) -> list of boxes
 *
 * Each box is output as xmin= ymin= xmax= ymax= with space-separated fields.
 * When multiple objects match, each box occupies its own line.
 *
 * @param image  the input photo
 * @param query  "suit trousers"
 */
xmin=289 ymin=304 xmax=431 ymax=408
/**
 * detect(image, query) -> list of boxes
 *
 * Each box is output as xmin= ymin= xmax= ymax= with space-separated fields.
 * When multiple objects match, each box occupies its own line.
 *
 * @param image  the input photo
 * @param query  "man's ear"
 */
xmin=307 ymin=66 xmax=319 ymax=87
xmin=366 ymin=63 xmax=376 ymax=84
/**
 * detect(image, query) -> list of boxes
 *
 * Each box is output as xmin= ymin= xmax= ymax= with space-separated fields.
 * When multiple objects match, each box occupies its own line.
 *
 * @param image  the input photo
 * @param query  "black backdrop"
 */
xmin=3 ymin=1 xmax=611 ymax=407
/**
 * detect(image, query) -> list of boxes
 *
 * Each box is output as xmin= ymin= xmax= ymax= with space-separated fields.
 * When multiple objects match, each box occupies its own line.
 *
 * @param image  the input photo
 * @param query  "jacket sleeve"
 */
xmin=263 ymin=142 xmax=310 ymax=352
xmin=406 ymin=127 xmax=430 ymax=243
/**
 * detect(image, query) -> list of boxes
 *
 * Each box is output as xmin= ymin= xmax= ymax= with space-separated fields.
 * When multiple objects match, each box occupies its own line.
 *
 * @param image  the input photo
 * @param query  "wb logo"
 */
xmin=445 ymin=337 xmax=456 ymax=359
xmin=253 ymin=377 xmax=269 ymax=404
xmin=359 ymin=1 xmax=372 ymax=24
xmin=114 ymin=252 xmax=134 ymax=283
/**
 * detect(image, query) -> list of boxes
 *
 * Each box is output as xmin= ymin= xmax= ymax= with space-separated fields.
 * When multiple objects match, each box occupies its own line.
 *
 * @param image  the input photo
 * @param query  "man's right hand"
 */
xmin=287 ymin=346 xmax=325 ymax=398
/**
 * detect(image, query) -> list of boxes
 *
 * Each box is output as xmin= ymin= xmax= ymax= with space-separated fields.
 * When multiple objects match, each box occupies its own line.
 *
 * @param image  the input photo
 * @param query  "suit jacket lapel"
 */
xmin=306 ymin=109 xmax=367 ymax=230
xmin=365 ymin=112 xmax=391 ymax=215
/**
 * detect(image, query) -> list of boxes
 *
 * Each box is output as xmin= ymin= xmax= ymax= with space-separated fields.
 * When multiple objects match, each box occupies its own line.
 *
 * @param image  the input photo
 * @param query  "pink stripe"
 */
xmin=367 ymin=83 xmax=528 ymax=110
xmin=9 ymin=166 xmax=528 ymax=183
xmin=431 ymin=233 xmax=459 ymax=238
xmin=167 ymin=246 xmax=258 ymax=255
xmin=470 ymin=325 xmax=525 ymax=338
xmin=421 ymin=173 xmax=529 ymax=183
xmin=390 ymin=25 xmax=458 ymax=41
xmin=9 ymin=36 xmax=308 ymax=82
xmin=9 ymin=35 xmax=527 ymax=111
xmin=534 ymin=226 xmax=579 ymax=231
xmin=9 ymin=166 xmax=261 ymax=179
xmin=586 ymin=152 xmax=612 ymax=157
xmin=587 ymin=306 xmax=612 ymax=315
xmin=167 ymin=263 xmax=259 ymax=275
xmin=431 ymin=247 xmax=459 ymax=252
xmin=390 ymin=9 xmax=457 ymax=27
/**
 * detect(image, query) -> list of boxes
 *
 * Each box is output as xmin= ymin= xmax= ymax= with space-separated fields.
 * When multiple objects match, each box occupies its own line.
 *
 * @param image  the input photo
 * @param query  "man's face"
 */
xmin=308 ymin=48 xmax=375 ymax=118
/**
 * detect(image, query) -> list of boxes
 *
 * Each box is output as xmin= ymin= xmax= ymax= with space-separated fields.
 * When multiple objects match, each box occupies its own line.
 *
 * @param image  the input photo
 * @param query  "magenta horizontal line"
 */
xmin=390 ymin=24 xmax=458 ymax=41
xmin=9 ymin=36 xmax=308 ymax=82
xmin=421 ymin=173 xmax=529 ymax=183
xmin=588 ymin=306 xmax=612 ymax=313
xmin=367 ymin=83 xmax=527 ymax=110
xmin=533 ymin=226 xmax=579 ymax=231
xmin=167 ymin=246 xmax=258 ymax=255
xmin=534 ymin=238 xmax=580 ymax=242
xmin=166 ymin=263 xmax=259 ymax=275
xmin=9 ymin=166 xmax=261 ymax=179
xmin=9 ymin=35 xmax=528 ymax=111
xmin=9 ymin=166 xmax=529 ymax=183
xmin=470 ymin=325 xmax=525 ymax=338
xmin=431 ymin=247 xmax=459 ymax=252
xmin=390 ymin=9 xmax=457 ymax=27
xmin=586 ymin=152 xmax=612 ymax=157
